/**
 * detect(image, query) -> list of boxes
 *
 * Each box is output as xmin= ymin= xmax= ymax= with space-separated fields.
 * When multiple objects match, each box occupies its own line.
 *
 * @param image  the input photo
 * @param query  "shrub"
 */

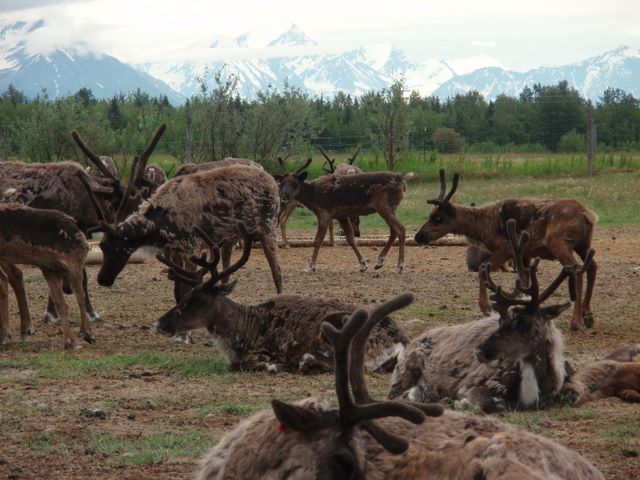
xmin=432 ymin=127 xmax=465 ymax=154
xmin=558 ymin=130 xmax=586 ymax=152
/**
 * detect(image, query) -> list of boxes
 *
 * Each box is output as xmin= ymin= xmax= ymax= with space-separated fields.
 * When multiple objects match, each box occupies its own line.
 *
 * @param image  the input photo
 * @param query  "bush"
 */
xmin=432 ymin=127 xmax=465 ymax=154
xmin=558 ymin=130 xmax=586 ymax=152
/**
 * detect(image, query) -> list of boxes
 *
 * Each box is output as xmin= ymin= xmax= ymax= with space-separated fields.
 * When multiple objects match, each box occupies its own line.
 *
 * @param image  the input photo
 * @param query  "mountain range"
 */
xmin=1 ymin=19 xmax=638 ymax=104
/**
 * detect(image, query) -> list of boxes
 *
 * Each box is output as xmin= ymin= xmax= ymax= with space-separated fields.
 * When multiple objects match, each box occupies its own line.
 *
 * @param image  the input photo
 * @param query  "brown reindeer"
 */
xmin=0 ymin=203 xmax=94 ymax=349
xmin=414 ymin=169 xmax=598 ymax=330
xmin=156 ymin=226 xmax=409 ymax=373
xmin=196 ymin=292 xmax=603 ymax=480
xmin=276 ymin=162 xmax=411 ymax=273
xmin=83 ymin=163 xmax=283 ymax=297
xmin=174 ymin=157 xmax=262 ymax=177
xmin=390 ymin=220 xmax=587 ymax=412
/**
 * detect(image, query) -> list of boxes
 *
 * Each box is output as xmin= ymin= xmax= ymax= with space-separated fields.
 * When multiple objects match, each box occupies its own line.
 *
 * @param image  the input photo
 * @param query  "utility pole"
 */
xmin=586 ymin=111 xmax=597 ymax=176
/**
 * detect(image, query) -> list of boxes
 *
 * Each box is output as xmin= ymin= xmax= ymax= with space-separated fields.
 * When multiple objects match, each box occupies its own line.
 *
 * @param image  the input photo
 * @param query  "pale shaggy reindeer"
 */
xmin=414 ymin=169 xmax=598 ymax=330
xmin=276 ymin=163 xmax=412 ymax=273
xmin=390 ymin=220 xmax=593 ymax=412
xmin=0 ymin=203 xmax=94 ymax=349
xmin=155 ymin=227 xmax=409 ymax=373
xmin=84 ymin=164 xmax=283 ymax=295
xmin=196 ymin=292 xmax=603 ymax=480
xmin=174 ymin=157 xmax=263 ymax=177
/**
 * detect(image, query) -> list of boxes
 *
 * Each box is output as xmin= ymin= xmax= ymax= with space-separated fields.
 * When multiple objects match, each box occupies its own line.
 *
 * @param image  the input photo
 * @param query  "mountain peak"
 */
xmin=268 ymin=24 xmax=316 ymax=47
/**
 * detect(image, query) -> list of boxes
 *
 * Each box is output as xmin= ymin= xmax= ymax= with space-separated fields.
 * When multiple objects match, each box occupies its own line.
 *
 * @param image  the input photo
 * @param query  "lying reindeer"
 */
xmin=414 ymin=169 xmax=598 ymax=330
xmin=0 ymin=203 xmax=94 ymax=349
xmin=196 ymin=292 xmax=603 ymax=480
xmin=390 ymin=219 xmax=593 ymax=412
xmin=156 ymin=226 xmax=408 ymax=373
xmin=276 ymin=160 xmax=411 ymax=273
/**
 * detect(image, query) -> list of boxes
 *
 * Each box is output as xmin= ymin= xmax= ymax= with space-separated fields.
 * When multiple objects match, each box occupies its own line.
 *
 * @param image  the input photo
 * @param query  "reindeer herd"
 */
xmin=1 ymin=122 xmax=639 ymax=479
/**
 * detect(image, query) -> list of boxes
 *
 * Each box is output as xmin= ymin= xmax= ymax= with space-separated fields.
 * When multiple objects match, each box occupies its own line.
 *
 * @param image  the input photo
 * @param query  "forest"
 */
xmin=0 ymin=74 xmax=638 ymax=172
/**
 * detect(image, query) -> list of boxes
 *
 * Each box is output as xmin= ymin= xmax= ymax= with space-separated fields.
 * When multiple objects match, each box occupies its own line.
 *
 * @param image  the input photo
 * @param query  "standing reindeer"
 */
xmin=414 ymin=169 xmax=598 ymax=330
xmin=276 ymin=162 xmax=412 ymax=273
xmin=390 ymin=220 xmax=590 ymax=412
xmin=83 ymin=163 xmax=283 ymax=296
xmin=156 ymin=226 xmax=409 ymax=373
xmin=0 ymin=203 xmax=94 ymax=349
xmin=196 ymin=292 xmax=603 ymax=480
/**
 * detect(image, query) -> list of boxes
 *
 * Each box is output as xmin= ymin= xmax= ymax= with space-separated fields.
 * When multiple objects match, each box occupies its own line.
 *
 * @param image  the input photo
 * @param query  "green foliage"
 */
xmin=432 ymin=127 xmax=464 ymax=153
xmin=558 ymin=129 xmax=586 ymax=152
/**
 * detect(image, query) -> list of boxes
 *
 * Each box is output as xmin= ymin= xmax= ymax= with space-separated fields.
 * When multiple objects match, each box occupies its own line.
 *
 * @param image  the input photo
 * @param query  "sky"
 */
xmin=1 ymin=0 xmax=639 ymax=72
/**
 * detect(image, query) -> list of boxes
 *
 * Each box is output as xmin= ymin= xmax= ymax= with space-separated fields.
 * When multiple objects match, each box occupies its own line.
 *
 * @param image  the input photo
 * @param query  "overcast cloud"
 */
xmin=1 ymin=0 xmax=639 ymax=71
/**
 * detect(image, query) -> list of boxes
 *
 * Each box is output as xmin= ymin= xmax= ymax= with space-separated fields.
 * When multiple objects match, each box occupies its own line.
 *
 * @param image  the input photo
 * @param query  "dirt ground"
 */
xmin=1 ymin=226 xmax=639 ymax=479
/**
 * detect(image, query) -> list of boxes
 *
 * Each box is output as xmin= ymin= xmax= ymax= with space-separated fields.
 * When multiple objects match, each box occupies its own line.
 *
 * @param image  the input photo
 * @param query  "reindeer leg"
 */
xmin=82 ymin=268 xmax=102 ymax=323
xmin=305 ymin=215 xmax=330 ymax=273
xmin=278 ymin=202 xmax=296 ymax=249
xmin=582 ymin=255 xmax=597 ymax=328
xmin=337 ymin=217 xmax=368 ymax=272
xmin=4 ymin=264 xmax=34 ymax=340
xmin=41 ymin=269 xmax=74 ymax=350
xmin=43 ymin=296 xmax=60 ymax=324
xmin=553 ymin=249 xmax=583 ymax=331
xmin=220 ymin=243 xmax=233 ymax=285
xmin=375 ymin=206 xmax=405 ymax=272
xmin=68 ymin=267 xmax=95 ymax=344
xmin=0 ymin=268 xmax=10 ymax=344
xmin=258 ymin=234 xmax=283 ymax=293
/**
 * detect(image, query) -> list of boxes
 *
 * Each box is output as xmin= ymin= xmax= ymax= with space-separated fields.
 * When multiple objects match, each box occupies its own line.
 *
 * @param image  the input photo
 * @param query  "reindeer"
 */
xmin=0 ymin=124 xmax=167 ymax=327
xmin=390 ymin=220 xmax=593 ymax=412
xmin=196 ymin=292 xmax=603 ymax=480
xmin=0 ymin=203 xmax=94 ymax=350
xmin=155 ymin=226 xmax=409 ymax=373
xmin=83 ymin=163 xmax=283 ymax=298
xmin=276 ymin=162 xmax=412 ymax=273
xmin=174 ymin=157 xmax=262 ymax=177
xmin=414 ymin=169 xmax=598 ymax=330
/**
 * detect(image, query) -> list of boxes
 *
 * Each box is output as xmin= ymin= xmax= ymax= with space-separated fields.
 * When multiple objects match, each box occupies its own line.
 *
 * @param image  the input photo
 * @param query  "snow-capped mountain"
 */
xmin=433 ymin=46 xmax=640 ymax=101
xmin=1 ymin=19 xmax=638 ymax=104
xmin=0 ymin=19 xmax=183 ymax=103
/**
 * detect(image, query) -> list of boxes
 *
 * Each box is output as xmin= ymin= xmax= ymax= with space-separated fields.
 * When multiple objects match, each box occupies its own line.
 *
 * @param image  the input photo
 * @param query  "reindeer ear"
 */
xmin=271 ymin=400 xmax=324 ymax=432
xmin=539 ymin=302 xmax=571 ymax=321
xmin=296 ymin=171 xmax=308 ymax=182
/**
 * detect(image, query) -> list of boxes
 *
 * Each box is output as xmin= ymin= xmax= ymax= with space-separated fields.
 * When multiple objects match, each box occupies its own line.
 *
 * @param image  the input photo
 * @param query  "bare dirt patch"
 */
xmin=1 ymin=226 xmax=639 ymax=479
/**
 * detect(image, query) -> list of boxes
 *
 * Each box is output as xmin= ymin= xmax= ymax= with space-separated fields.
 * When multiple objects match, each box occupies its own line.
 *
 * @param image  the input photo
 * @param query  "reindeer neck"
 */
xmin=450 ymin=205 xmax=501 ymax=247
xmin=211 ymin=297 xmax=261 ymax=350
xmin=518 ymin=323 xmax=566 ymax=406
xmin=294 ymin=181 xmax=320 ymax=210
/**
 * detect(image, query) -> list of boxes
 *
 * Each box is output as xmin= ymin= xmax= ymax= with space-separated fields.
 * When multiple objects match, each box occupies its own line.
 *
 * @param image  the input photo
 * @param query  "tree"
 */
xmin=362 ymin=79 xmax=411 ymax=170
xmin=432 ymin=127 xmax=464 ymax=153
xmin=596 ymin=88 xmax=640 ymax=147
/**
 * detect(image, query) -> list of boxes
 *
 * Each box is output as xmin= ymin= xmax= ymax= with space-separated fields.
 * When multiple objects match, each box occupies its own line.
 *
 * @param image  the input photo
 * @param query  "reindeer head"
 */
xmin=274 ymin=157 xmax=312 ymax=204
xmin=414 ymin=169 xmax=460 ymax=245
xmin=155 ymin=225 xmax=253 ymax=337
xmin=474 ymin=219 xmax=594 ymax=366
xmin=199 ymin=293 xmax=443 ymax=479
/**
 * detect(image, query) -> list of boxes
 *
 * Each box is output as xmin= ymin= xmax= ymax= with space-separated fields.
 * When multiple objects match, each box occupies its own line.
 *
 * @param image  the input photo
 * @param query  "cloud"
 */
xmin=0 ymin=0 xmax=81 ymax=13
xmin=472 ymin=40 xmax=496 ymax=48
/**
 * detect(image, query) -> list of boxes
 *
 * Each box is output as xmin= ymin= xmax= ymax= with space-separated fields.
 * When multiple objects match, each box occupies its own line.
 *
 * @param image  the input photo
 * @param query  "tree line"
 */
xmin=0 ymin=73 xmax=638 ymax=171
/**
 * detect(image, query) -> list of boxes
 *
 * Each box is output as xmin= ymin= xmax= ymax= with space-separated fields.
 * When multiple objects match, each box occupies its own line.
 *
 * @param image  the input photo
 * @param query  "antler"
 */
xmin=320 ymin=293 xmax=442 ymax=454
xmin=132 ymin=123 xmax=167 ymax=188
xmin=482 ymin=218 xmax=595 ymax=314
xmin=74 ymin=171 xmax=115 ymax=235
xmin=71 ymin=130 xmax=119 ymax=182
xmin=318 ymin=146 xmax=336 ymax=173
xmin=348 ymin=145 xmax=361 ymax=165
xmin=427 ymin=169 xmax=459 ymax=206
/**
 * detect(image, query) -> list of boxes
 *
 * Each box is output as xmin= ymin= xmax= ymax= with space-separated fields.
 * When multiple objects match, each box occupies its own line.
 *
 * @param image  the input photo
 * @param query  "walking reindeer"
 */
xmin=414 ymin=169 xmax=597 ymax=330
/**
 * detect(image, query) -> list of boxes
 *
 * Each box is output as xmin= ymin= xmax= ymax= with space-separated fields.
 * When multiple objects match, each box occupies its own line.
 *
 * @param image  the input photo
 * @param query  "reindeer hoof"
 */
xmin=89 ymin=312 xmax=104 ymax=323
xmin=583 ymin=312 xmax=594 ymax=328
xmin=64 ymin=338 xmax=76 ymax=350
xmin=359 ymin=260 xmax=369 ymax=272
xmin=396 ymin=264 xmax=405 ymax=273
xmin=42 ymin=312 xmax=60 ymax=325
xmin=81 ymin=331 xmax=96 ymax=344
xmin=302 ymin=266 xmax=316 ymax=273
xmin=20 ymin=327 xmax=35 ymax=341
xmin=570 ymin=322 xmax=581 ymax=332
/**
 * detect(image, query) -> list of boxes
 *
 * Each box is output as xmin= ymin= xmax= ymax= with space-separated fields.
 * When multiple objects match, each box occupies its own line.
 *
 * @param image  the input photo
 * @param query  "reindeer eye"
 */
xmin=432 ymin=214 xmax=443 ymax=225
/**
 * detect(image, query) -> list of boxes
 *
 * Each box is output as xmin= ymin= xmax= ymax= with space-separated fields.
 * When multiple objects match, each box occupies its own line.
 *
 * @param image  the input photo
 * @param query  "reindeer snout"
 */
xmin=414 ymin=230 xmax=429 ymax=245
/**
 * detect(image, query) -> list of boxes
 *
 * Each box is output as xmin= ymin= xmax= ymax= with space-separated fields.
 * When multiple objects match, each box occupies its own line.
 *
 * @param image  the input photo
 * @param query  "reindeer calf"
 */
xmin=0 ymin=203 xmax=94 ymax=349
xmin=196 ymin=293 xmax=603 ymax=480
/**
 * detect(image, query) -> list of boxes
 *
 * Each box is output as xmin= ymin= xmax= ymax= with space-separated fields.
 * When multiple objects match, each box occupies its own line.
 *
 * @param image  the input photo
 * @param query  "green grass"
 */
xmin=0 ymin=350 xmax=229 ymax=379
xmin=27 ymin=432 xmax=77 ymax=454
xmin=90 ymin=431 xmax=211 ymax=465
